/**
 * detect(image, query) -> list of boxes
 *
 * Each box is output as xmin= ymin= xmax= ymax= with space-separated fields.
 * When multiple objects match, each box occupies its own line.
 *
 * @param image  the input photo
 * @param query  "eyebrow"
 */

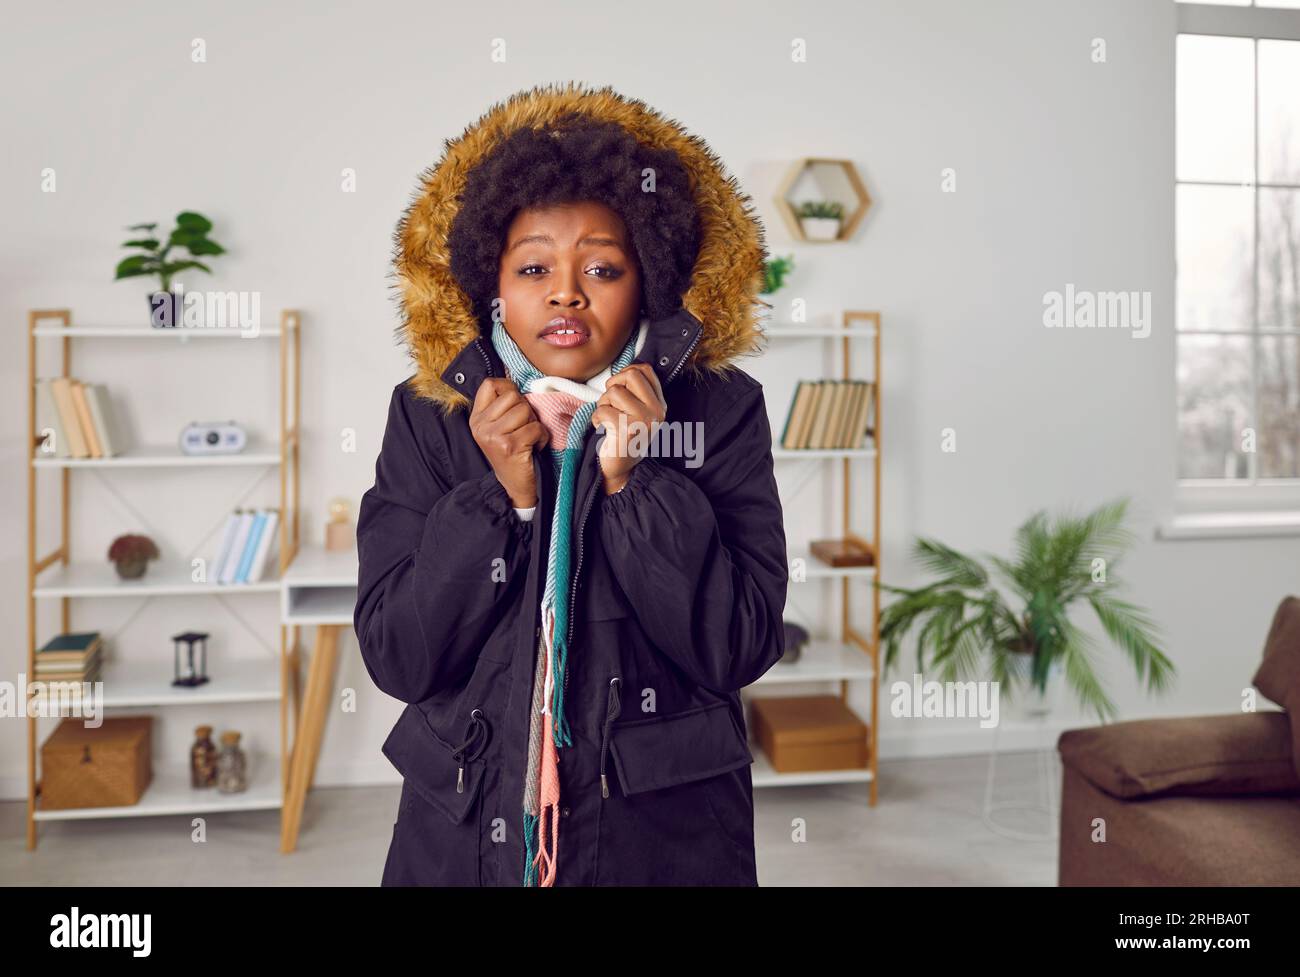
xmin=505 ymin=233 xmax=625 ymax=255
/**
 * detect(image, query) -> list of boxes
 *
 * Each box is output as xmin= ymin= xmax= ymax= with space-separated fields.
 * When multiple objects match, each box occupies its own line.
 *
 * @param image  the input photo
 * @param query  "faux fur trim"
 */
xmin=390 ymin=81 xmax=770 ymax=413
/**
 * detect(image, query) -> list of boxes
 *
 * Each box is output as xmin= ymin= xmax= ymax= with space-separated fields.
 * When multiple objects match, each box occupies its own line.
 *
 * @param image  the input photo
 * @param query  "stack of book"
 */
xmin=780 ymin=379 xmax=875 ymax=450
xmin=212 ymin=508 xmax=280 ymax=584
xmin=35 ymin=632 xmax=103 ymax=684
xmin=35 ymin=378 xmax=126 ymax=459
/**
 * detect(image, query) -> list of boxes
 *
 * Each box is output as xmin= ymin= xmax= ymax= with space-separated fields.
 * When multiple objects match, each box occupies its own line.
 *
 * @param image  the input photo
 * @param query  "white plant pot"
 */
xmin=1006 ymin=654 xmax=1064 ymax=718
xmin=800 ymin=217 xmax=842 ymax=241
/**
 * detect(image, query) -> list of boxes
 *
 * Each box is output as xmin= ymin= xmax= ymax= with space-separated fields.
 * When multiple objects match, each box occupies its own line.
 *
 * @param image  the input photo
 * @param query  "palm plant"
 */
xmin=874 ymin=497 xmax=1174 ymax=722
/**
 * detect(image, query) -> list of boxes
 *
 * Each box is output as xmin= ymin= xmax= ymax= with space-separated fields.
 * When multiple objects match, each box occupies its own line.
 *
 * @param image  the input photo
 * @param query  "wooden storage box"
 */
xmin=39 ymin=715 xmax=153 ymax=810
xmin=750 ymin=695 xmax=868 ymax=773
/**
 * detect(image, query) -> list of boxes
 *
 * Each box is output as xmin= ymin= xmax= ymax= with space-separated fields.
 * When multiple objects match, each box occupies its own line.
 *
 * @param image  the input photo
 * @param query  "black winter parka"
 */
xmin=355 ymin=83 xmax=787 ymax=886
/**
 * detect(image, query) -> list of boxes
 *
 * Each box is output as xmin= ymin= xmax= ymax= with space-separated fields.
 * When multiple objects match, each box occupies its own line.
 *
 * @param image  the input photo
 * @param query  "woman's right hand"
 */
xmin=468 ymin=378 xmax=549 ymax=508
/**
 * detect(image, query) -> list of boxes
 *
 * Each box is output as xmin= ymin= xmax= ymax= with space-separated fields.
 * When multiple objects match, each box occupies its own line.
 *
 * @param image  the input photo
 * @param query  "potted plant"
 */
xmin=796 ymin=201 xmax=844 ymax=241
xmin=758 ymin=255 xmax=795 ymax=322
xmin=874 ymin=497 xmax=1175 ymax=722
xmin=108 ymin=534 xmax=160 ymax=580
xmin=114 ymin=212 xmax=226 ymax=328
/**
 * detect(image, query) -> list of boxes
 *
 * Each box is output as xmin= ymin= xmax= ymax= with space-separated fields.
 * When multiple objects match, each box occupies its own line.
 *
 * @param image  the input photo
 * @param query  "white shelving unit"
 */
xmin=23 ymin=308 xmax=302 ymax=850
xmin=746 ymin=310 xmax=882 ymax=803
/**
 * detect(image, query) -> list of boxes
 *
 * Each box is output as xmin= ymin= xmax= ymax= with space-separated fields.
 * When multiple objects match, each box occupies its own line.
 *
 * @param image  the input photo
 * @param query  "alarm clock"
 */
xmin=180 ymin=421 xmax=247 ymax=455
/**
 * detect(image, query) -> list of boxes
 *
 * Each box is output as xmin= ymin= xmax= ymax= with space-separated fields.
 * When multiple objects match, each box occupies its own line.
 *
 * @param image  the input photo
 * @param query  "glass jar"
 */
xmin=216 ymin=730 xmax=248 ymax=794
xmin=190 ymin=725 xmax=217 ymax=788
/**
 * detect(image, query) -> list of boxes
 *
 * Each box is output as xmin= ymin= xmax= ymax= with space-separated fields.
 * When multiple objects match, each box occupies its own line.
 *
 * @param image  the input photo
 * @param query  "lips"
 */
xmin=538 ymin=316 xmax=590 ymax=349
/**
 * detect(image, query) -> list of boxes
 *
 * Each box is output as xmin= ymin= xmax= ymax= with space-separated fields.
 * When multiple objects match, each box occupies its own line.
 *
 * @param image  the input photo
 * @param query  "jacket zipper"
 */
xmin=665 ymin=323 xmax=702 ymax=384
xmin=563 ymin=326 xmax=696 ymax=651
xmin=599 ymin=676 xmax=622 ymax=798
xmin=557 ymin=327 xmax=696 ymax=756
xmin=475 ymin=338 xmax=495 ymax=379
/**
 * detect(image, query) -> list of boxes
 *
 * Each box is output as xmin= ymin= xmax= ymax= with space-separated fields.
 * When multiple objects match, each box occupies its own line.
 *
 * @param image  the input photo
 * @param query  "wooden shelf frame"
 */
xmin=24 ymin=308 xmax=302 ymax=850
xmin=761 ymin=309 xmax=881 ymax=805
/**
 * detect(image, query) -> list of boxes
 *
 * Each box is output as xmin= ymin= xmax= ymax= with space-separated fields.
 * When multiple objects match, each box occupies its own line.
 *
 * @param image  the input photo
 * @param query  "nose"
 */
xmin=547 ymin=263 xmax=588 ymax=310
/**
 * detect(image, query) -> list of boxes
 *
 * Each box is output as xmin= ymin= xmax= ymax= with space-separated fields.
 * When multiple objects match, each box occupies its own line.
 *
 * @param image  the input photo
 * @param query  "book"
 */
xmin=48 ymin=378 xmax=89 ymax=458
xmin=35 ymin=380 xmax=71 ymax=458
xmin=816 ymin=381 xmax=837 ymax=449
xmin=792 ymin=380 xmax=824 ymax=449
xmin=823 ymin=381 xmax=852 ymax=449
xmin=807 ymin=380 xmax=837 ymax=449
xmin=70 ymin=381 xmax=103 ymax=458
xmin=246 ymin=509 xmax=280 ymax=583
xmin=840 ymin=382 xmax=867 ymax=447
xmin=781 ymin=382 xmax=815 ymax=450
xmin=211 ymin=512 xmax=243 ymax=585
xmin=82 ymin=383 xmax=123 ymax=457
xmin=235 ymin=511 xmax=267 ymax=583
xmin=219 ymin=511 xmax=256 ymax=584
xmin=36 ymin=631 xmax=101 ymax=657
xmin=849 ymin=381 xmax=875 ymax=446
xmin=35 ymin=646 xmax=103 ymax=675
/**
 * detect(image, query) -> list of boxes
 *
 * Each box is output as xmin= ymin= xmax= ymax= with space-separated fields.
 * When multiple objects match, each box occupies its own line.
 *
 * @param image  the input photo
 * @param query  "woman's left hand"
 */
xmin=591 ymin=363 xmax=667 ymax=494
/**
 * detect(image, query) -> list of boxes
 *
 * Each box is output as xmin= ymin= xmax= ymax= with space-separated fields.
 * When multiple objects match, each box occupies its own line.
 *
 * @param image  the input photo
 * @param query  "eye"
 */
xmin=588 ymin=265 xmax=623 ymax=279
xmin=518 ymin=263 xmax=547 ymax=276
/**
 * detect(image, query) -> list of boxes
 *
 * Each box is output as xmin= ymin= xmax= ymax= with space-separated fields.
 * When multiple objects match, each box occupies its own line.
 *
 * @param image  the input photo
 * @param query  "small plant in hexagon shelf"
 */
xmin=108 ymin=534 xmax=160 ymax=580
xmin=796 ymin=201 xmax=844 ymax=241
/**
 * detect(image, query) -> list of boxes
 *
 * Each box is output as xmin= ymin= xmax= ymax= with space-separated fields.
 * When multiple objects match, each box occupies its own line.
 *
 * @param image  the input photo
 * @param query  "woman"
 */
xmin=356 ymin=82 xmax=788 ymax=886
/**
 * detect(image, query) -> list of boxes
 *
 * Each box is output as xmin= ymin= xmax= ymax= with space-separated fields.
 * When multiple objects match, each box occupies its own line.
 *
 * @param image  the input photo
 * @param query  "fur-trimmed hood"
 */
xmin=390 ymin=81 xmax=769 ymax=412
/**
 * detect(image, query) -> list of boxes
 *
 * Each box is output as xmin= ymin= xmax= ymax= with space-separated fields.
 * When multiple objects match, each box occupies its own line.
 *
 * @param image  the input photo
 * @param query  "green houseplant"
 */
xmin=796 ymin=200 xmax=844 ymax=241
xmin=114 ymin=211 xmax=226 ymax=328
xmin=762 ymin=255 xmax=796 ymax=296
xmin=874 ymin=498 xmax=1174 ymax=722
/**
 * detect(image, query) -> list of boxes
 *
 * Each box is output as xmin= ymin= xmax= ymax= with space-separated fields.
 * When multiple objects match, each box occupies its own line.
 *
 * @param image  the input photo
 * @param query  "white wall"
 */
xmin=4 ymin=0 xmax=1296 ymax=799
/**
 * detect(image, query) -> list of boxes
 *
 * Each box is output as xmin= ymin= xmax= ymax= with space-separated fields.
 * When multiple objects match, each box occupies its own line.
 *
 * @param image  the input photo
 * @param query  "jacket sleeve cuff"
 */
xmin=417 ymin=469 xmax=532 ymax=559
xmin=600 ymin=457 xmax=677 ymax=512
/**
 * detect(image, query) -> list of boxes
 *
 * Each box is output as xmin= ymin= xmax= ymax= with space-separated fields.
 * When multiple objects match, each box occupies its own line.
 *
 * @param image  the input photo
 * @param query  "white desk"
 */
xmin=278 ymin=544 xmax=358 ymax=852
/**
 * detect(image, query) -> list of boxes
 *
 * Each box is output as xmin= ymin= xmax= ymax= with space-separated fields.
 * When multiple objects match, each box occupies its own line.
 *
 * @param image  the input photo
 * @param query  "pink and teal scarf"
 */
xmin=490 ymin=316 xmax=648 ymax=886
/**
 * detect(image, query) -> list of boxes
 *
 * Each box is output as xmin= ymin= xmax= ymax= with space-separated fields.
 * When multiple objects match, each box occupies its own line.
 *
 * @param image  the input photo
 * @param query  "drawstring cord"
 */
xmin=452 ymin=708 xmax=490 ymax=794
xmin=599 ymin=677 xmax=622 ymax=799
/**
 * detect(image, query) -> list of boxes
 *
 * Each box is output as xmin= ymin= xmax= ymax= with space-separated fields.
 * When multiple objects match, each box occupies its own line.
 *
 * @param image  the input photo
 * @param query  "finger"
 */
xmin=508 ymin=420 xmax=548 ymax=454
xmin=470 ymin=377 xmax=503 ymax=418
xmin=603 ymin=383 xmax=649 ymax=419
xmin=487 ymin=400 xmax=536 ymax=437
xmin=591 ymin=404 xmax=621 ymax=436
xmin=609 ymin=365 xmax=666 ymax=414
xmin=480 ymin=385 xmax=528 ymax=425
xmin=522 ymin=420 xmax=550 ymax=450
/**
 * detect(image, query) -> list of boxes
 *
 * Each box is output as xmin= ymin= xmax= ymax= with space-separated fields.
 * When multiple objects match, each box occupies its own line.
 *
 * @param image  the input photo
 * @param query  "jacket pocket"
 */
xmin=382 ymin=702 xmax=486 ymax=825
xmin=608 ymin=700 xmax=754 ymax=795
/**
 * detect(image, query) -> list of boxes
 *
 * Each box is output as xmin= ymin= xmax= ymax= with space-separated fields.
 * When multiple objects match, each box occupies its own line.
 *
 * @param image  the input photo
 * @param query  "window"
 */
xmin=1176 ymin=2 xmax=1300 ymax=511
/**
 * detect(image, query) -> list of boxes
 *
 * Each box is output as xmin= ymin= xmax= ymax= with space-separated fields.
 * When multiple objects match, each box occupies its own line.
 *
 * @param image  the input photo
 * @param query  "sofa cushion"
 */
xmin=1058 ymin=712 xmax=1300 ymax=799
xmin=1252 ymin=594 xmax=1300 ymax=779
xmin=1058 ymin=764 xmax=1300 ymax=885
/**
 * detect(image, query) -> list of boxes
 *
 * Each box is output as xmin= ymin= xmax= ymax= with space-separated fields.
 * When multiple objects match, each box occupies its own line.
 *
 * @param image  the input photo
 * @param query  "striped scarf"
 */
xmin=490 ymin=316 xmax=648 ymax=887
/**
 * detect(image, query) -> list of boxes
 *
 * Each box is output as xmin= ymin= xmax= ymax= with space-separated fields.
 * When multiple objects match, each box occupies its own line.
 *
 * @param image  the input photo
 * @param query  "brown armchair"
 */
xmin=1057 ymin=596 xmax=1300 ymax=886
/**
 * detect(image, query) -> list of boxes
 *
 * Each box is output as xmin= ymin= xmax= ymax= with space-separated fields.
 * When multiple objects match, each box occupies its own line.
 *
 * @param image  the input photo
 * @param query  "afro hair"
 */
xmin=446 ymin=112 xmax=702 ymax=333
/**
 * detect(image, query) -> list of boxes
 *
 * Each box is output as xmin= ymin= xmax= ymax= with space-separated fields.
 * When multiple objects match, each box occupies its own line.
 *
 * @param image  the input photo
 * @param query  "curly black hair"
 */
xmin=447 ymin=113 xmax=701 ymax=332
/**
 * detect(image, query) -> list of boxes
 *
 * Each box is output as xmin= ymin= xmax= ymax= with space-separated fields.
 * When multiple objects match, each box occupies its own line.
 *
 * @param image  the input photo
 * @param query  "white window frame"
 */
xmin=1172 ymin=2 xmax=1300 ymax=531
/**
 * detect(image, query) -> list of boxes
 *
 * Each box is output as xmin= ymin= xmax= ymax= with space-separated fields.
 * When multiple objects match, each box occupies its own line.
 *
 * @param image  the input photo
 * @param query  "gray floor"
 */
xmin=1 ymin=752 xmax=1059 ymax=885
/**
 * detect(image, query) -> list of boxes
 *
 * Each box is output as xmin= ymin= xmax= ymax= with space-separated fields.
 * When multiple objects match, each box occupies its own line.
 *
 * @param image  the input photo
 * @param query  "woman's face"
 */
xmin=496 ymin=200 xmax=642 ymax=381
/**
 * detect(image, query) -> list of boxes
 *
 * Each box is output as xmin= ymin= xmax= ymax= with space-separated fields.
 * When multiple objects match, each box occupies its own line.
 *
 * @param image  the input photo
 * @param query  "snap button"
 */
xmin=454 ymin=371 xmax=465 ymax=384
xmin=561 ymin=807 xmax=570 ymax=818
xmin=680 ymin=327 xmax=688 ymax=336
xmin=658 ymin=355 xmax=669 ymax=367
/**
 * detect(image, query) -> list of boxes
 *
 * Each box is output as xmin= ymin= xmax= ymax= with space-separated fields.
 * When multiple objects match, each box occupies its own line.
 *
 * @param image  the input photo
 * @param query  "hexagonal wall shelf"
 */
xmin=775 ymin=158 xmax=873 ymax=243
